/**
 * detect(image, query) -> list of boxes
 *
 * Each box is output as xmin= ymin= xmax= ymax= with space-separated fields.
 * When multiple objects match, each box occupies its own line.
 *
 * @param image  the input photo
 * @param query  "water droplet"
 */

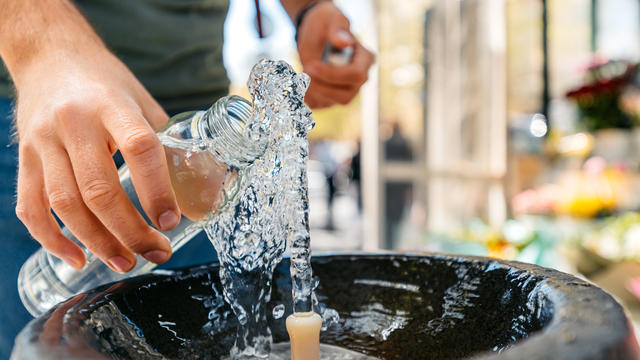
xmin=321 ymin=308 xmax=340 ymax=331
xmin=272 ymin=304 xmax=285 ymax=319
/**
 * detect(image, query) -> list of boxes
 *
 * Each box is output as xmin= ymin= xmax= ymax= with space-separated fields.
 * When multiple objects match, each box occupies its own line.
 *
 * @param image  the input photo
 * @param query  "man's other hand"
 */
xmin=296 ymin=2 xmax=375 ymax=109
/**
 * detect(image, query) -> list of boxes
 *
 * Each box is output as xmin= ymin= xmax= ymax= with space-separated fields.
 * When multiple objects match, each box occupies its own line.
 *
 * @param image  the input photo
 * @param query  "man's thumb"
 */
xmin=329 ymin=27 xmax=355 ymax=49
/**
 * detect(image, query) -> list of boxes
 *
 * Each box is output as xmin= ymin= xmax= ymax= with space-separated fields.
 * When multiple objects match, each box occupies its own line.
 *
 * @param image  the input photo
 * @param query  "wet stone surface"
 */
xmin=12 ymin=254 xmax=640 ymax=360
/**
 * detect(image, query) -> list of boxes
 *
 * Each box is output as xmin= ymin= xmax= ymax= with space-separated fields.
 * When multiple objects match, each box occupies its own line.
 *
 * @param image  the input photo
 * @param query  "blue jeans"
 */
xmin=0 ymin=98 xmax=217 ymax=359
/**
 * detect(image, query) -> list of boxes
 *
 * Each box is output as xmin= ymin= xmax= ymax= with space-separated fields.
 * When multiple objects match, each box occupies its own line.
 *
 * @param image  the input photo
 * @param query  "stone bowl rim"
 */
xmin=12 ymin=251 xmax=640 ymax=360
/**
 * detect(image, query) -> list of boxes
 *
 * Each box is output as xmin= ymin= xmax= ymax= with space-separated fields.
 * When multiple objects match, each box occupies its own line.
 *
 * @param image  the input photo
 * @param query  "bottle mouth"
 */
xmin=225 ymin=96 xmax=253 ymax=131
xmin=208 ymin=95 xmax=267 ymax=166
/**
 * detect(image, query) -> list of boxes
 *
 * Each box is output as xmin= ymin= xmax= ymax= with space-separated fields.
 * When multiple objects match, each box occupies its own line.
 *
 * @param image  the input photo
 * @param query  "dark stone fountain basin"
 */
xmin=11 ymin=253 xmax=640 ymax=359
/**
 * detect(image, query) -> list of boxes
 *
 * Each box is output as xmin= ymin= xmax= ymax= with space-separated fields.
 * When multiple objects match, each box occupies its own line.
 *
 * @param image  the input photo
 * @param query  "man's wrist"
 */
xmin=293 ymin=1 xmax=331 ymax=42
xmin=0 ymin=0 xmax=106 ymax=86
xmin=6 ymin=38 xmax=107 ymax=90
xmin=294 ymin=2 xmax=321 ymax=37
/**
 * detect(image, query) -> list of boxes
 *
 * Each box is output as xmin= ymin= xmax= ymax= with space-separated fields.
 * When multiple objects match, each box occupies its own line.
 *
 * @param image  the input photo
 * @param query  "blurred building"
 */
xmin=221 ymin=0 xmax=640 ymax=337
xmin=223 ymin=0 xmax=640 ymax=250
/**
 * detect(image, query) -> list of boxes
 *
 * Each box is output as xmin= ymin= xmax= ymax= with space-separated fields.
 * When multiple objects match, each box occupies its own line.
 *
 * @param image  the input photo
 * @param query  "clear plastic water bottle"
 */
xmin=18 ymin=95 xmax=266 ymax=316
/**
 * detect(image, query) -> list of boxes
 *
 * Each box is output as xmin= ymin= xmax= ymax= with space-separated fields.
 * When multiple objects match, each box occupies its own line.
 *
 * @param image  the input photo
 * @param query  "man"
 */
xmin=0 ymin=0 xmax=374 ymax=356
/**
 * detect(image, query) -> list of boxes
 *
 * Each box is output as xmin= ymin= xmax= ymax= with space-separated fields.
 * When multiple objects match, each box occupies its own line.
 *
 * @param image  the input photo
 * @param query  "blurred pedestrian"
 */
xmin=313 ymin=141 xmax=339 ymax=230
xmin=349 ymin=140 xmax=362 ymax=211
xmin=384 ymin=122 xmax=414 ymax=247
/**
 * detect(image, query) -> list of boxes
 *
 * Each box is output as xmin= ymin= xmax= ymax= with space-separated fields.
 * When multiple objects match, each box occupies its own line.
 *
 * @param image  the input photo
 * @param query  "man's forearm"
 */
xmin=279 ymin=0 xmax=329 ymax=21
xmin=0 ymin=0 xmax=105 ymax=86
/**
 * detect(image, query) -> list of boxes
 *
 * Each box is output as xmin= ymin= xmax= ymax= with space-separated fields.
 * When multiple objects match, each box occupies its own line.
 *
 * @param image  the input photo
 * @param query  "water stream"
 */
xmin=201 ymin=59 xmax=326 ymax=358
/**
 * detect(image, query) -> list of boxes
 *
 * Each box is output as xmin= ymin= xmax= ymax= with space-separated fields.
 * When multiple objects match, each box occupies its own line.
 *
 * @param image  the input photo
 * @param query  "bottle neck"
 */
xmin=195 ymin=95 xmax=266 ymax=166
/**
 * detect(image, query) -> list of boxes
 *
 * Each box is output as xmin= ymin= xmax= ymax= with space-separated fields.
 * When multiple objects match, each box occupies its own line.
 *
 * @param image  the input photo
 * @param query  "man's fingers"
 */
xmin=328 ymin=19 xmax=355 ymax=49
xmin=135 ymin=90 xmax=170 ymax=131
xmin=306 ymin=97 xmax=333 ymax=109
xmin=351 ymin=42 xmax=376 ymax=71
xmin=61 ymin=118 xmax=172 ymax=265
xmin=305 ymin=44 xmax=374 ymax=87
xmin=308 ymin=81 xmax=359 ymax=106
xmin=15 ymin=147 xmax=86 ymax=269
xmin=101 ymin=104 xmax=180 ymax=233
xmin=305 ymin=88 xmax=337 ymax=109
xmin=329 ymin=29 xmax=355 ymax=49
xmin=41 ymin=143 xmax=140 ymax=272
xmin=305 ymin=62 xmax=363 ymax=86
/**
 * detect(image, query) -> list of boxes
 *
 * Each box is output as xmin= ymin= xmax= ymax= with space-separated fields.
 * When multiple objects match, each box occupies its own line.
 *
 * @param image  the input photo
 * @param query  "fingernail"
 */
xmin=336 ymin=30 xmax=353 ymax=43
xmin=143 ymin=250 xmax=169 ymax=264
xmin=158 ymin=210 xmax=179 ymax=230
xmin=107 ymin=256 xmax=132 ymax=273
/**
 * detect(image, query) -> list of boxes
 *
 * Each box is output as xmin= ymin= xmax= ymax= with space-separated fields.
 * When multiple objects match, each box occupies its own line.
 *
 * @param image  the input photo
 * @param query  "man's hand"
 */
xmin=295 ymin=2 xmax=375 ymax=109
xmin=0 ymin=0 xmax=178 ymax=272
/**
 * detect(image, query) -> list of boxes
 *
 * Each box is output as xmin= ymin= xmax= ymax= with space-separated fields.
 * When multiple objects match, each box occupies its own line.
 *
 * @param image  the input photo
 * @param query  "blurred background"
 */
xmin=225 ymin=0 xmax=640 ymax=335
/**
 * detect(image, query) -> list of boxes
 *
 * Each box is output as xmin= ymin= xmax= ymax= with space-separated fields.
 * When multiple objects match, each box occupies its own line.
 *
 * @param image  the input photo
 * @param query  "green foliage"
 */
xmin=566 ymin=60 xmax=638 ymax=131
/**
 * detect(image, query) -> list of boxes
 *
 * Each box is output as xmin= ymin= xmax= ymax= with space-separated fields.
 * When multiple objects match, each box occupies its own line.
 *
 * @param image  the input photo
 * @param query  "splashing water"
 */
xmin=272 ymin=304 xmax=286 ymax=320
xmin=201 ymin=59 xmax=323 ymax=358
